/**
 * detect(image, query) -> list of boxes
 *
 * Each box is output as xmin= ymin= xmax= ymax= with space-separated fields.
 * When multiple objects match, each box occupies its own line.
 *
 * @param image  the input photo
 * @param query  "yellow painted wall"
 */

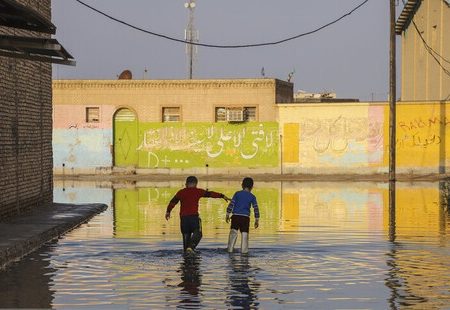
xmin=279 ymin=101 xmax=450 ymax=174
xmin=396 ymin=103 xmax=450 ymax=168
xmin=383 ymin=185 xmax=442 ymax=237
xmin=282 ymin=123 xmax=299 ymax=163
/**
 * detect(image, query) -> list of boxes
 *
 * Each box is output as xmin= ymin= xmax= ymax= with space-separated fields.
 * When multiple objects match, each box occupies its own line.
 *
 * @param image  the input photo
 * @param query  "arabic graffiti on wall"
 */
xmin=136 ymin=122 xmax=279 ymax=168
xmin=396 ymin=104 xmax=450 ymax=167
xmin=294 ymin=106 xmax=384 ymax=167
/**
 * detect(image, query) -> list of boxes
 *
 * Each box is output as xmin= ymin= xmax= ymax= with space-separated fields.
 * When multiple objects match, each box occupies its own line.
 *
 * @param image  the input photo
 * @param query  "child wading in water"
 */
xmin=165 ymin=176 xmax=230 ymax=253
xmin=226 ymin=177 xmax=260 ymax=254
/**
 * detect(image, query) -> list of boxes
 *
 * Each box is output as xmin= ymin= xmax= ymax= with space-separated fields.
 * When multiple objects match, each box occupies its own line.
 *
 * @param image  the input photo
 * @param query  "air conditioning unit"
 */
xmin=226 ymin=109 xmax=244 ymax=122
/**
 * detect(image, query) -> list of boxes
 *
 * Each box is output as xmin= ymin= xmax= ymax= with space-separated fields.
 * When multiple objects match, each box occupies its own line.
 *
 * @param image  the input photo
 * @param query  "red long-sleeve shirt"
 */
xmin=166 ymin=187 xmax=224 ymax=217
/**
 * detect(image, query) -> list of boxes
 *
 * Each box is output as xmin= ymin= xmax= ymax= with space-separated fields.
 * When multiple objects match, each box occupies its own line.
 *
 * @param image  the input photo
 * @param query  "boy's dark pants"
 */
xmin=180 ymin=215 xmax=202 ymax=251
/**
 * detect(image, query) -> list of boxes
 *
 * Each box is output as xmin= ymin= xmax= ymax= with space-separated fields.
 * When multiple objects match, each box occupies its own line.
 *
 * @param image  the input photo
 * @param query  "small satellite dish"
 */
xmin=190 ymin=2 xmax=196 ymax=8
xmin=184 ymin=3 xmax=189 ymax=8
xmin=118 ymin=70 xmax=132 ymax=80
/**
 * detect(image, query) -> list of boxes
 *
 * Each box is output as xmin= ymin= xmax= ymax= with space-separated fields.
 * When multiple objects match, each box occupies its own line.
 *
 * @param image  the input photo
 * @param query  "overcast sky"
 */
xmin=52 ymin=0 xmax=404 ymax=101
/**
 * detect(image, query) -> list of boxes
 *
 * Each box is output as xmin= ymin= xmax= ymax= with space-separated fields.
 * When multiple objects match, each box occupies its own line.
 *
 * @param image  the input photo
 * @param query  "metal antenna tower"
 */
xmin=184 ymin=0 xmax=198 ymax=79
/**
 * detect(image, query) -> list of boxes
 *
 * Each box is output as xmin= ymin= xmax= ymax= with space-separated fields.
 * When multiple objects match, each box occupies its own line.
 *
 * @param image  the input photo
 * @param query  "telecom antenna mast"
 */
xmin=184 ymin=0 xmax=198 ymax=79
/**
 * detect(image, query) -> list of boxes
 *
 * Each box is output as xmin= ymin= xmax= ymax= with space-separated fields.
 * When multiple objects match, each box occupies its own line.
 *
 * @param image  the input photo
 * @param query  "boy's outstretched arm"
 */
xmin=202 ymin=190 xmax=230 ymax=202
xmin=165 ymin=195 xmax=180 ymax=220
xmin=253 ymin=196 xmax=260 ymax=228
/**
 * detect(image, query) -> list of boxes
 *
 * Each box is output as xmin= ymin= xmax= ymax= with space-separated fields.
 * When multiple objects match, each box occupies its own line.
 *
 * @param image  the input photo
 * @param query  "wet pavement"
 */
xmin=0 ymin=203 xmax=107 ymax=269
xmin=0 ymin=181 xmax=449 ymax=309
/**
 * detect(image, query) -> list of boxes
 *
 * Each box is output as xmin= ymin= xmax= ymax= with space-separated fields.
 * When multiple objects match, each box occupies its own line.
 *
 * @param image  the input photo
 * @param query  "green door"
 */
xmin=114 ymin=108 xmax=138 ymax=167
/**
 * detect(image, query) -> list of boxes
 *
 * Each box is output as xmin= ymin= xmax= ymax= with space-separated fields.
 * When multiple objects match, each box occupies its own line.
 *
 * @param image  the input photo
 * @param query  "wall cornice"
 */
xmin=53 ymin=79 xmax=280 ymax=90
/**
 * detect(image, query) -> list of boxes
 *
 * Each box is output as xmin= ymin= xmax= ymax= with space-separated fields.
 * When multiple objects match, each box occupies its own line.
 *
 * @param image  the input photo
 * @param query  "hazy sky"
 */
xmin=52 ymin=0 xmax=404 ymax=101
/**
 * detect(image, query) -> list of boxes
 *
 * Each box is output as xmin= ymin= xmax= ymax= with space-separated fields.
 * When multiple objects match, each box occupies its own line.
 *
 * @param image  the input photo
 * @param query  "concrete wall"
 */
xmin=53 ymin=79 xmax=289 ymax=174
xmin=0 ymin=0 xmax=53 ymax=219
xmin=279 ymin=101 xmax=450 ymax=174
xmin=53 ymin=79 xmax=450 ymax=175
xmin=401 ymin=0 xmax=450 ymax=101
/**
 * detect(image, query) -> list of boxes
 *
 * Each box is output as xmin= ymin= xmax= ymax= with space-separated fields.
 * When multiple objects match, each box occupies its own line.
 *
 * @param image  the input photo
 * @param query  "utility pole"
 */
xmin=185 ymin=0 xmax=198 ymax=79
xmin=389 ymin=0 xmax=397 ymax=236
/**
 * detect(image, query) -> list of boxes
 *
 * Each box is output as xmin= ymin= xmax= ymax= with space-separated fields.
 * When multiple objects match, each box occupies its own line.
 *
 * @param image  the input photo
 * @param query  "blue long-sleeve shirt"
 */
xmin=226 ymin=190 xmax=260 ymax=219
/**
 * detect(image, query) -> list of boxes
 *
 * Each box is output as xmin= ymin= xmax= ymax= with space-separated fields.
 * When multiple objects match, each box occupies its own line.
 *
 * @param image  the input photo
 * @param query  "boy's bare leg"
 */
xmin=227 ymin=229 xmax=239 ymax=253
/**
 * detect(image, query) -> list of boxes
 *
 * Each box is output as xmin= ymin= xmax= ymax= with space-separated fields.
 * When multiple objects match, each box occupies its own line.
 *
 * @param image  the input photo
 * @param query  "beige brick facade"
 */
xmin=0 ymin=0 xmax=53 ymax=219
xmin=52 ymin=79 xmax=293 ymax=123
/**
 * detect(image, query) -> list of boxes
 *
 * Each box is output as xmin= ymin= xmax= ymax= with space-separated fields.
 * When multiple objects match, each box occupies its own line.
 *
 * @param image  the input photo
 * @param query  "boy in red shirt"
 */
xmin=165 ymin=176 xmax=230 ymax=253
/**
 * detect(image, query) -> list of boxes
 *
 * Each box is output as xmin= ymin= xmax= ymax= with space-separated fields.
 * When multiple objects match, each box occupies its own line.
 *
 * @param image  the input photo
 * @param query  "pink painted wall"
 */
xmin=53 ymin=105 xmax=115 ymax=130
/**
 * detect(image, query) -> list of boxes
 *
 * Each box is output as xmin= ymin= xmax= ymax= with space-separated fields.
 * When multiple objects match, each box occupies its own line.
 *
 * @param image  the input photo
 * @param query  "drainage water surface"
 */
xmin=0 ymin=181 xmax=449 ymax=309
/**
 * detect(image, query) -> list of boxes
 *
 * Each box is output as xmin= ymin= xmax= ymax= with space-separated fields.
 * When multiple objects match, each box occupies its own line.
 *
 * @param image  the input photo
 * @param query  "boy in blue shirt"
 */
xmin=226 ymin=177 xmax=260 ymax=254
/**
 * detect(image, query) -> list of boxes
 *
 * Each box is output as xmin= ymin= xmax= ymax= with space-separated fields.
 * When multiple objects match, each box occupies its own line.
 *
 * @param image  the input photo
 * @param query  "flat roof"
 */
xmin=52 ymin=78 xmax=294 ymax=91
xmin=395 ymin=0 xmax=421 ymax=35
xmin=0 ymin=0 xmax=56 ymax=34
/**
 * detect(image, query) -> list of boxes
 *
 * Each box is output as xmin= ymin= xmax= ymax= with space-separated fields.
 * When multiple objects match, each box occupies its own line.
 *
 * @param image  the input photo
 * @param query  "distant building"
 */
xmin=295 ymin=90 xmax=337 ymax=100
xmin=53 ymin=77 xmax=449 ymax=176
xmin=52 ymin=78 xmax=293 ymax=174
xmin=293 ymin=90 xmax=359 ymax=103
xmin=396 ymin=0 xmax=450 ymax=101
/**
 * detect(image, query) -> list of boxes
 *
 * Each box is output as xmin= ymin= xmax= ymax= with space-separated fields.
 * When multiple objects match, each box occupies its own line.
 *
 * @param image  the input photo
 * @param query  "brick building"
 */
xmin=0 ymin=0 xmax=73 ymax=219
xmin=52 ymin=78 xmax=293 ymax=174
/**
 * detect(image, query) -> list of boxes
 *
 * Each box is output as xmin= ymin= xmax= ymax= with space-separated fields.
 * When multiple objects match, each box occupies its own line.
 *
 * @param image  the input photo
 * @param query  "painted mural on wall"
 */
xmin=283 ymin=106 xmax=384 ymax=167
xmin=396 ymin=104 xmax=450 ymax=167
xmin=282 ymin=103 xmax=450 ymax=170
xmin=53 ymin=129 xmax=112 ymax=168
xmin=122 ymin=122 xmax=280 ymax=168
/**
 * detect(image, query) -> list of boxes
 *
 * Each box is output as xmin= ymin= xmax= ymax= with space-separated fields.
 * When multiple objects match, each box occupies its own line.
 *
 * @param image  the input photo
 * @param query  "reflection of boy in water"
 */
xmin=178 ymin=255 xmax=202 ymax=302
xmin=226 ymin=177 xmax=260 ymax=254
xmin=226 ymin=255 xmax=260 ymax=309
xmin=166 ymin=176 xmax=230 ymax=253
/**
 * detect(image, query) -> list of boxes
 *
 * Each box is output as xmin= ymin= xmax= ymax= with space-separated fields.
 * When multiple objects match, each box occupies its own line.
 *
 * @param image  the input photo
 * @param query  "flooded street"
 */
xmin=1 ymin=181 xmax=449 ymax=309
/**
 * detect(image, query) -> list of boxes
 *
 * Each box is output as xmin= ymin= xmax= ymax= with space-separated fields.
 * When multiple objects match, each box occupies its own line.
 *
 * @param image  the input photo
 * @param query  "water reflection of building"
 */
xmin=113 ymin=183 xmax=280 ymax=239
xmin=53 ymin=181 xmax=114 ymax=238
xmin=112 ymin=182 xmax=448 ymax=240
xmin=280 ymin=182 xmax=385 ymax=232
xmin=0 ymin=246 xmax=55 ymax=308
xmin=383 ymin=184 xmax=443 ymax=237
xmin=383 ymin=183 xmax=449 ymax=309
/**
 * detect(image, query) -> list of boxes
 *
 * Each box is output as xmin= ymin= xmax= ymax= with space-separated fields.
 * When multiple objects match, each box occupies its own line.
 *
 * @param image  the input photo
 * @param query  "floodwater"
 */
xmin=1 ymin=180 xmax=449 ymax=309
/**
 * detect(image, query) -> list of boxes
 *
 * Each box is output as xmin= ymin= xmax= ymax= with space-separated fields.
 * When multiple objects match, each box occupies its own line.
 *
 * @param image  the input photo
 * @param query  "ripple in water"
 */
xmin=0 ymin=182 xmax=449 ymax=309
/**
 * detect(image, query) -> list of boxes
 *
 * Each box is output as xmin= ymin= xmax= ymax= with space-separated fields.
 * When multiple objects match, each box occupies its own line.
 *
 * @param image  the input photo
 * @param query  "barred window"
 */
xmin=244 ymin=107 xmax=257 ymax=121
xmin=162 ymin=107 xmax=181 ymax=122
xmin=86 ymin=107 xmax=100 ymax=123
xmin=215 ymin=106 xmax=257 ymax=122
xmin=215 ymin=107 xmax=227 ymax=122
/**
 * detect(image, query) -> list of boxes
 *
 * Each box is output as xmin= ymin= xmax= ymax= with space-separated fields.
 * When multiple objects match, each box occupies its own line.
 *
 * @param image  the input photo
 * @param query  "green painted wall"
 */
xmin=134 ymin=122 xmax=279 ymax=168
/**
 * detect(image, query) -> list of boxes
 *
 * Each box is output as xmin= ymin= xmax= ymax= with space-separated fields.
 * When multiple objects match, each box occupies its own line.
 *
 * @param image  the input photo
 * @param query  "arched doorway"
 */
xmin=113 ymin=108 xmax=138 ymax=167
